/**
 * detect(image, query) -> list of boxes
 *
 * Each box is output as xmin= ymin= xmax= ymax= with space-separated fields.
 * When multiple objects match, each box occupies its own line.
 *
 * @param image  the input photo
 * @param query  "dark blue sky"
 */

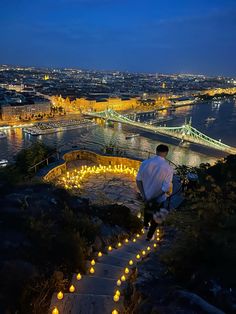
xmin=0 ymin=0 xmax=236 ymax=76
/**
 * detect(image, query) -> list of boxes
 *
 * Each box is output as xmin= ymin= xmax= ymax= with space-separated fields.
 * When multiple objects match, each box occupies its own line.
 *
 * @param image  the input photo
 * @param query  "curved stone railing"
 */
xmin=43 ymin=150 xmax=142 ymax=182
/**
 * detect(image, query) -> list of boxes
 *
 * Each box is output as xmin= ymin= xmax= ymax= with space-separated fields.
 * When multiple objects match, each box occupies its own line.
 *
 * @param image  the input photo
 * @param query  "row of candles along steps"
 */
xmin=51 ymin=228 xmax=161 ymax=314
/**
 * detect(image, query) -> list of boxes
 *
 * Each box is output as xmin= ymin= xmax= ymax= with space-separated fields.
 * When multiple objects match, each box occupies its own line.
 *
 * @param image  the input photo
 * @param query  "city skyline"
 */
xmin=0 ymin=0 xmax=236 ymax=76
xmin=0 ymin=63 xmax=235 ymax=79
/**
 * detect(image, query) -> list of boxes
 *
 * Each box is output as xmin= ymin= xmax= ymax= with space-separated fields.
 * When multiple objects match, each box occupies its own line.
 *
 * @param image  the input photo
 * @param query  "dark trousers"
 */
xmin=144 ymin=202 xmax=162 ymax=240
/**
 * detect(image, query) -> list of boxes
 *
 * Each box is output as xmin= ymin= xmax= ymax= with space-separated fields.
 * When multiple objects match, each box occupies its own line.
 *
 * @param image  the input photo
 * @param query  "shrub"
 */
xmin=161 ymin=155 xmax=236 ymax=287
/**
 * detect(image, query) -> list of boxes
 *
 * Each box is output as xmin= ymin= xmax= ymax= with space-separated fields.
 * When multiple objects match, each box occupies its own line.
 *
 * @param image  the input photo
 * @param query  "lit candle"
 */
xmin=121 ymin=275 xmax=126 ymax=281
xmin=136 ymin=254 xmax=141 ymax=259
xmin=76 ymin=273 xmax=82 ymax=280
xmin=125 ymin=267 xmax=129 ymax=274
xmin=113 ymin=294 xmax=119 ymax=302
xmin=69 ymin=285 xmax=75 ymax=293
xmin=91 ymin=259 xmax=96 ymax=266
xmin=147 ymin=246 xmax=151 ymax=251
xmin=132 ymin=238 xmax=136 ymax=243
xmin=115 ymin=290 xmax=121 ymax=296
xmin=90 ymin=267 xmax=95 ymax=274
xmin=117 ymin=279 xmax=121 ymax=286
xmin=57 ymin=291 xmax=63 ymax=300
xmin=108 ymin=246 xmax=112 ymax=251
xmin=129 ymin=260 xmax=133 ymax=266
xmin=153 ymin=243 xmax=157 ymax=248
xmin=98 ymin=252 xmax=103 ymax=257
xmin=118 ymin=242 xmax=122 ymax=247
xmin=52 ymin=307 xmax=59 ymax=314
xmin=142 ymin=250 xmax=146 ymax=256
xmin=112 ymin=310 xmax=119 ymax=314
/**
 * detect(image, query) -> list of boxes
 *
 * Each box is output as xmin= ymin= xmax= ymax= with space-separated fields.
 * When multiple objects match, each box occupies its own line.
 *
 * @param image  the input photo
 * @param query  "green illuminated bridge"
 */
xmin=85 ymin=109 xmax=236 ymax=155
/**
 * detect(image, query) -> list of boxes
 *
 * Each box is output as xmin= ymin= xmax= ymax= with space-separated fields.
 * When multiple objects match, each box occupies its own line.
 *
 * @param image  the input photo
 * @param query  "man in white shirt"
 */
xmin=136 ymin=144 xmax=173 ymax=240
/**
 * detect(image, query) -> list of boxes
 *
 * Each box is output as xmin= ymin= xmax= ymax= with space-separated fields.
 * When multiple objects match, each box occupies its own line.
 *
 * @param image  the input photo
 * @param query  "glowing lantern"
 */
xmin=117 ymin=279 xmax=121 ymax=286
xmin=108 ymin=246 xmax=112 ymax=251
xmin=129 ymin=260 xmax=134 ymax=266
xmin=90 ymin=267 xmax=95 ymax=274
xmin=125 ymin=267 xmax=129 ymax=274
xmin=57 ymin=291 xmax=63 ymax=300
xmin=142 ymin=250 xmax=146 ymax=256
xmin=113 ymin=294 xmax=119 ymax=302
xmin=136 ymin=254 xmax=141 ymax=259
xmin=91 ymin=259 xmax=96 ymax=266
xmin=69 ymin=285 xmax=75 ymax=293
xmin=76 ymin=273 xmax=82 ymax=280
xmin=52 ymin=307 xmax=59 ymax=314
xmin=121 ymin=275 xmax=126 ymax=281
xmin=98 ymin=252 xmax=103 ymax=257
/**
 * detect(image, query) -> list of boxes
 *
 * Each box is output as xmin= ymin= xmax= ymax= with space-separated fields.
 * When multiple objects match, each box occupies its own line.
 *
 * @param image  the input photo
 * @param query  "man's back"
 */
xmin=136 ymin=155 xmax=173 ymax=202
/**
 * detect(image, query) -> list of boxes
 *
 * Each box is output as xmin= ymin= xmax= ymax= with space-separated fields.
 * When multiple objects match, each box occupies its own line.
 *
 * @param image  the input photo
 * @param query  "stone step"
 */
xmin=50 ymin=293 xmax=124 ymax=314
xmin=120 ymin=242 xmax=149 ymax=253
xmin=49 ymin=234 xmax=158 ymax=313
xmin=99 ymin=254 xmax=130 ymax=268
xmin=84 ymin=262 xmax=124 ymax=280
xmin=109 ymin=249 xmax=136 ymax=260
xmin=71 ymin=275 xmax=117 ymax=296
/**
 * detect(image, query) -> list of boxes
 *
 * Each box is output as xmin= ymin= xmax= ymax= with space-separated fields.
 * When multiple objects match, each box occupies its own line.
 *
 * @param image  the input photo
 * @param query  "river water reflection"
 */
xmin=1 ymin=98 xmax=236 ymax=167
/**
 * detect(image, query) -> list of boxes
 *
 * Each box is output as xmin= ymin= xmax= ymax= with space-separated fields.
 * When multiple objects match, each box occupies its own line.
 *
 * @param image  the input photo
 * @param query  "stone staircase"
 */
xmin=50 ymin=229 xmax=160 ymax=314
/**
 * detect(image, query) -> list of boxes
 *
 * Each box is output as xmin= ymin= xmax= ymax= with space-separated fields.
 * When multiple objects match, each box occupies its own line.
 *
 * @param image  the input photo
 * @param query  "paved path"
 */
xmin=50 ymin=230 xmax=160 ymax=314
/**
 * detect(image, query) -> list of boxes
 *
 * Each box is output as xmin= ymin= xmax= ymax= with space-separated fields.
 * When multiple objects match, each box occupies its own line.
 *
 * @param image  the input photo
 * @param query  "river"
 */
xmin=1 ymin=98 xmax=236 ymax=167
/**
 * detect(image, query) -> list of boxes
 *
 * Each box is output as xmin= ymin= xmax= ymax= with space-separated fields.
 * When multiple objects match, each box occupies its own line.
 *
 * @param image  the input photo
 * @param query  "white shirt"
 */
xmin=136 ymin=155 xmax=173 ymax=203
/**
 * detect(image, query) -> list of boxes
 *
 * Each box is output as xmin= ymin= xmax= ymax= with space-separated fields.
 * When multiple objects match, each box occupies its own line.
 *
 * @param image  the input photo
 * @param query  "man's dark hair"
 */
xmin=156 ymin=144 xmax=169 ymax=154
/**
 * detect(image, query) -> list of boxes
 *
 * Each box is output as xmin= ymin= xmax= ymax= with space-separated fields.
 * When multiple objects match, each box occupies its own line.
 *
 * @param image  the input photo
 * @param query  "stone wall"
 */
xmin=43 ymin=150 xmax=142 ymax=182
xmin=43 ymin=162 xmax=66 ymax=182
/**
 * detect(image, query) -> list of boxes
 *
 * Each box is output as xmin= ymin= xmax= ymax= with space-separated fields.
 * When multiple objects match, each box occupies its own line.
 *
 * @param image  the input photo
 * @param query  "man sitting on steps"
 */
xmin=136 ymin=144 xmax=173 ymax=241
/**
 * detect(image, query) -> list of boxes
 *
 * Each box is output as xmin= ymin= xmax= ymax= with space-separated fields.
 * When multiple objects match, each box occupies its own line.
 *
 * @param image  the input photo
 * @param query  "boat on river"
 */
xmin=23 ymin=120 xmax=97 ymax=136
xmin=125 ymin=133 xmax=140 ymax=140
xmin=205 ymin=117 xmax=216 ymax=123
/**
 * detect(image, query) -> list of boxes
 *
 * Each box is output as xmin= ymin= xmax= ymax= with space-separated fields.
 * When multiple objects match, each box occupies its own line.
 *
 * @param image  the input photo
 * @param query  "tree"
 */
xmin=15 ymin=142 xmax=55 ymax=173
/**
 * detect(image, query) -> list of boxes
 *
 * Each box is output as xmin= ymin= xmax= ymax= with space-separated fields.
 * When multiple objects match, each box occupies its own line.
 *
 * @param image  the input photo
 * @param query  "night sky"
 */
xmin=0 ymin=0 xmax=236 ymax=76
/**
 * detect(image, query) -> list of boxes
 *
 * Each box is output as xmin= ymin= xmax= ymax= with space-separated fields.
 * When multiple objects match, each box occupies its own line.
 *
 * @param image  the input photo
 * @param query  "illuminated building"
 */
xmin=1 ymin=101 xmax=51 ymax=121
